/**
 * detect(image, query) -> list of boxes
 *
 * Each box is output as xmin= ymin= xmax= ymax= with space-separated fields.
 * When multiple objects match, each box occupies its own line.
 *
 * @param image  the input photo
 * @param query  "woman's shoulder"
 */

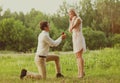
xmin=76 ymin=17 xmax=82 ymax=22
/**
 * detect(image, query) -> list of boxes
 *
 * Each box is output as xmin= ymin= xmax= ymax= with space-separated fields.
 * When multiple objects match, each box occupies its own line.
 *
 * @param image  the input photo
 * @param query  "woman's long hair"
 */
xmin=69 ymin=9 xmax=78 ymax=21
xmin=69 ymin=9 xmax=82 ymax=22
xmin=69 ymin=9 xmax=77 ymax=16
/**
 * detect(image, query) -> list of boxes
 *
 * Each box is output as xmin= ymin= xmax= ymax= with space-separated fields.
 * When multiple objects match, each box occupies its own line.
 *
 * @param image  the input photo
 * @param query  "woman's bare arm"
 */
xmin=71 ymin=18 xmax=81 ymax=30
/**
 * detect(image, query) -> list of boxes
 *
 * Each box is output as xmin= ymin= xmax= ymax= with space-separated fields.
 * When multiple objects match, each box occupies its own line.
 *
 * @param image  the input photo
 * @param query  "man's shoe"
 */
xmin=20 ymin=69 xmax=27 ymax=79
xmin=56 ymin=73 xmax=64 ymax=78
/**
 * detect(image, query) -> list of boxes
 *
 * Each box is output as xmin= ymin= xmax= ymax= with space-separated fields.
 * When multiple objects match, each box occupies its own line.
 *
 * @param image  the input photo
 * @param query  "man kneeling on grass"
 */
xmin=20 ymin=21 xmax=66 ymax=79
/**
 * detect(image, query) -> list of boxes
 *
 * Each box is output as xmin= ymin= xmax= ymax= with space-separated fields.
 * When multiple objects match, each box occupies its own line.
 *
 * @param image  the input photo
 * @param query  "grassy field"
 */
xmin=0 ymin=48 xmax=120 ymax=83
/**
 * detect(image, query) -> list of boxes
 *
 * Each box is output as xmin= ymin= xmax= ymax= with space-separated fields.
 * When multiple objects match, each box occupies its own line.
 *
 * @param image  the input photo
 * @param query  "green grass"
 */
xmin=0 ymin=48 xmax=120 ymax=83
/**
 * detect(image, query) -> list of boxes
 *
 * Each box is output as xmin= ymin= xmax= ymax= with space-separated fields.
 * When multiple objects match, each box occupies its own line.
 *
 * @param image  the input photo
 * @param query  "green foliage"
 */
xmin=0 ymin=18 xmax=37 ymax=52
xmin=24 ymin=8 xmax=48 ymax=29
xmin=94 ymin=0 xmax=120 ymax=34
xmin=0 ymin=0 xmax=120 ymax=52
xmin=83 ymin=28 xmax=107 ymax=50
xmin=0 ymin=18 xmax=23 ymax=50
xmin=111 ymin=34 xmax=120 ymax=47
xmin=51 ymin=15 xmax=69 ymax=31
xmin=62 ymin=31 xmax=72 ymax=51
xmin=18 ymin=28 xmax=37 ymax=52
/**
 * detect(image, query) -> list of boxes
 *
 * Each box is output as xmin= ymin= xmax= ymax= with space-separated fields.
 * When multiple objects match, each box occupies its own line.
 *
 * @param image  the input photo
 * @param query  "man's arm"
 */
xmin=44 ymin=34 xmax=62 ymax=47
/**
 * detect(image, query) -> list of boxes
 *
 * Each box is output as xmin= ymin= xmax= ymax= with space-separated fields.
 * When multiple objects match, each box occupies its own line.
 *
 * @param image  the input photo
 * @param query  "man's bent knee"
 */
xmin=55 ymin=56 xmax=59 ymax=61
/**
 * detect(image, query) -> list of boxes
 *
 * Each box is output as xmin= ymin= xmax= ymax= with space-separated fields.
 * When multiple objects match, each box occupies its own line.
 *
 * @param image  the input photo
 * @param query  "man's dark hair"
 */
xmin=40 ymin=21 xmax=48 ymax=30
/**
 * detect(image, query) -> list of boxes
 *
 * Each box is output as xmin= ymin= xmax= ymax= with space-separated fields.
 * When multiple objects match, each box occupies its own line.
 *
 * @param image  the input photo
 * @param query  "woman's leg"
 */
xmin=76 ymin=49 xmax=84 ymax=78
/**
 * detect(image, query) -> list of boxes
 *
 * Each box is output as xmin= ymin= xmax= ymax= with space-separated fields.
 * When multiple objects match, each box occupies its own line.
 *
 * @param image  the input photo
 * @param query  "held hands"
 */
xmin=61 ymin=32 xmax=66 ymax=40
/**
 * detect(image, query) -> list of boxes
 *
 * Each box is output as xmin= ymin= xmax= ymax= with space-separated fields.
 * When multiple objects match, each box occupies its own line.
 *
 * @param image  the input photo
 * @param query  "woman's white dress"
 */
xmin=69 ymin=16 xmax=86 ymax=53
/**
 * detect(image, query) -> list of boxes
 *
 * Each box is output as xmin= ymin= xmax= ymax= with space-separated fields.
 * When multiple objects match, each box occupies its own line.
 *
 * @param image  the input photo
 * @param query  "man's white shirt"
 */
xmin=36 ymin=31 xmax=62 ymax=56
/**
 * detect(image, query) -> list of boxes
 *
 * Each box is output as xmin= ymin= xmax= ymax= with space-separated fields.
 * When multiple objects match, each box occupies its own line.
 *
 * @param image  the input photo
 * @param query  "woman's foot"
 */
xmin=78 ymin=72 xmax=85 ymax=78
xmin=56 ymin=73 xmax=64 ymax=78
xmin=78 ymin=76 xmax=83 ymax=78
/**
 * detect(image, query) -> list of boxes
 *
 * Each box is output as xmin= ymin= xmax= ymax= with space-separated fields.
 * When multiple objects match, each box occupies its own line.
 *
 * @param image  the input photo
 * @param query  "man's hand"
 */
xmin=61 ymin=32 xmax=66 ymax=40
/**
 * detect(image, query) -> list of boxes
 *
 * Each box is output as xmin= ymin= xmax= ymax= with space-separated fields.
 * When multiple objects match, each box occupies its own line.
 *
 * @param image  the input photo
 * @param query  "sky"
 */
xmin=0 ymin=0 xmax=79 ymax=15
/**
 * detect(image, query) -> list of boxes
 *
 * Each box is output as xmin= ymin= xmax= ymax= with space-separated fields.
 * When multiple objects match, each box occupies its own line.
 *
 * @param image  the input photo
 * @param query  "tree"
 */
xmin=0 ymin=18 xmax=37 ymax=52
xmin=50 ymin=15 xmax=69 ymax=31
xmin=2 ymin=9 xmax=12 ymax=18
xmin=0 ymin=18 xmax=24 ymax=50
xmin=24 ymin=8 xmax=48 ymax=30
xmin=80 ymin=0 xmax=96 ymax=28
xmin=0 ymin=6 xmax=3 ymax=19
xmin=95 ymin=0 xmax=120 ymax=35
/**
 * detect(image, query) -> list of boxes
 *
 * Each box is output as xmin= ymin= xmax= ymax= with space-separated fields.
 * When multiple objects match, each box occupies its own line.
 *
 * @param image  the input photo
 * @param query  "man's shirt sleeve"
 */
xmin=44 ymin=34 xmax=62 ymax=47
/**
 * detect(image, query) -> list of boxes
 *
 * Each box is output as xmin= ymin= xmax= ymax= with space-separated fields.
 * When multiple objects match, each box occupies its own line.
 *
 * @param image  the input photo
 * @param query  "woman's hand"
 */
xmin=68 ymin=27 xmax=72 ymax=33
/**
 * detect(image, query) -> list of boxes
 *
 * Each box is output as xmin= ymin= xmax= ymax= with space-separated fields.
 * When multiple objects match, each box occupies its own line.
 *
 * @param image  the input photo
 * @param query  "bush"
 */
xmin=83 ymin=27 xmax=107 ymax=50
xmin=62 ymin=31 xmax=72 ymax=51
xmin=0 ymin=18 xmax=37 ymax=52
xmin=111 ymin=34 xmax=120 ymax=47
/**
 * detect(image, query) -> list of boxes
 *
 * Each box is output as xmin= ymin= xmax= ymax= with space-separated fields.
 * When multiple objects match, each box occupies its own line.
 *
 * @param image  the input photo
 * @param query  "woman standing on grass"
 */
xmin=68 ymin=9 xmax=86 ymax=78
